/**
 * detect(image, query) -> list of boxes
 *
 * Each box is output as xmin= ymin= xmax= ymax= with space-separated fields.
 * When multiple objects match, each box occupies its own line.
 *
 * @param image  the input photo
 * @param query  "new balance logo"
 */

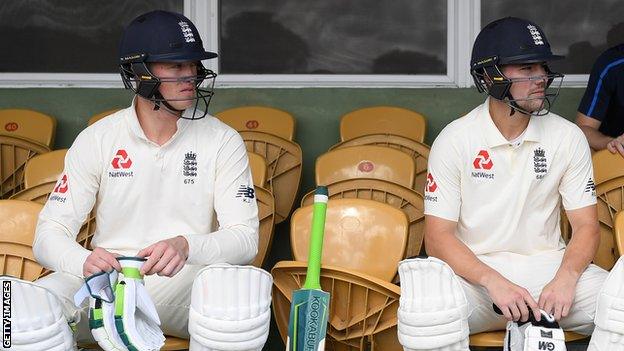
xmin=585 ymin=178 xmax=596 ymax=196
xmin=236 ymin=185 xmax=255 ymax=202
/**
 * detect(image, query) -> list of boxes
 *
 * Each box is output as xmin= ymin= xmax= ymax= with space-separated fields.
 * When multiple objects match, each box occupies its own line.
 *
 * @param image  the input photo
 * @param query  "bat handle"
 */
xmin=303 ymin=186 xmax=328 ymax=290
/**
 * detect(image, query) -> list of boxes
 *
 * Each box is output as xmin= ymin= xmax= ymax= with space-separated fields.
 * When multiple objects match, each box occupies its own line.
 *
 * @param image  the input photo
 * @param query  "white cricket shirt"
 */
xmin=34 ymin=101 xmax=259 ymax=277
xmin=424 ymin=98 xmax=596 ymax=259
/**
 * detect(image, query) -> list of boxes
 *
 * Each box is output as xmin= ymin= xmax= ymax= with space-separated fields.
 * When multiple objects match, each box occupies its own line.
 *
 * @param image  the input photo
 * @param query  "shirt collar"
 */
xmin=479 ymin=97 xmax=542 ymax=148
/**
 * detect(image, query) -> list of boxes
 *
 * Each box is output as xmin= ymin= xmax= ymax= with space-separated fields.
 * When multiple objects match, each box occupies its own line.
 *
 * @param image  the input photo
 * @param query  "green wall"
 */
xmin=0 ymin=87 xmax=586 ymax=349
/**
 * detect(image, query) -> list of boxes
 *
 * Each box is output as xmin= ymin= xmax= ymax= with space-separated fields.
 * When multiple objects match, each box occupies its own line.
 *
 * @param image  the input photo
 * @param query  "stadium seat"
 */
xmin=0 ymin=135 xmax=50 ymax=199
xmin=251 ymin=186 xmax=275 ymax=268
xmin=0 ymin=109 xmax=57 ymax=147
xmin=23 ymin=149 xmax=67 ymax=189
xmin=239 ymin=131 xmax=302 ymax=224
xmin=0 ymin=200 xmax=46 ymax=281
xmin=615 ymin=211 xmax=624 ymax=258
xmin=316 ymin=145 xmax=416 ymax=189
xmin=248 ymin=151 xmax=268 ymax=188
xmin=216 ymin=106 xmax=296 ymax=140
xmin=273 ymin=198 xmax=408 ymax=350
xmin=300 ymin=178 xmax=424 ymax=259
xmin=592 ymin=150 xmax=624 ymax=270
xmin=330 ymin=133 xmax=429 ymax=193
xmin=87 ymin=108 xmax=120 ymax=126
xmin=340 ymin=106 xmax=426 ymax=143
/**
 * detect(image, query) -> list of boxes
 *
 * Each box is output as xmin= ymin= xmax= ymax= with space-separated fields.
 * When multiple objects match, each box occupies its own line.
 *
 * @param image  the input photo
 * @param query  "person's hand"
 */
xmin=137 ymin=236 xmax=189 ymax=277
xmin=83 ymin=247 xmax=122 ymax=277
xmin=606 ymin=134 xmax=624 ymax=157
xmin=483 ymin=273 xmax=541 ymax=322
xmin=538 ymin=270 xmax=578 ymax=321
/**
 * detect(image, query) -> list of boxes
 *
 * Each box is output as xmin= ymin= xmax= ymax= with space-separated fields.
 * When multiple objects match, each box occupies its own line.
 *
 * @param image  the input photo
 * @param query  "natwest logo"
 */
xmin=425 ymin=172 xmax=438 ymax=192
xmin=473 ymin=150 xmax=493 ymax=170
xmin=53 ymin=174 xmax=69 ymax=194
xmin=111 ymin=149 xmax=132 ymax=169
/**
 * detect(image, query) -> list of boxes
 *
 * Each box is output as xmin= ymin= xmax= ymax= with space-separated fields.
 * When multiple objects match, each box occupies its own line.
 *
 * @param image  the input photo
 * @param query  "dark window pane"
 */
xmin=0 ymin=0 xmax=183 ymax=73
xmin=220 ymin=0 xmax=447 ymax=74
xmin=482 ymin=1 xmax=624 ymax=74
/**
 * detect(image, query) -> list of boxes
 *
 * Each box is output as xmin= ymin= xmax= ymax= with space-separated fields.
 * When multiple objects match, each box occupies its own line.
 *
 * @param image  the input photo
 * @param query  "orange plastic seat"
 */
xmin=80 ymin=335 xmax=189 ymax=350
xmin=272 ymin=262 xmax=403 ymax=351
xmin=239 ymin=131 xmax=302 ymax=224
xmin=340 ymin=106 xmax=426 ymax=143
xmin=591 ymin=150 xmax=624 ymax=270
xmin=301 ymin=179 xmax=424 ymax=259
xmin=0 ymin=109 xmax=57 ymax=147
xmin=469 ymin=331 xmax=587 ymax=346
xmin=216 ymin=106 xmax=296 ymax=140
xmin=251 ymin=186 xmax=275 ymax=268
xmin=0 ymin=135 xmax=50 ymax=199
xmin=248 ymin=151 xmax=268 ymax=188
xmin=10 ymin=182 xmax=55 ymax=204
xmin=316 ymin=145 xmax=416 ymax=189
xmin=23 ymin=148 xmax=67 ymax=189
xmin=290 ymin=198 xmax=408 ymax=281
xmin=330 ymin=134 xmax=429 ymax=193
xmin=615 ymin=211 xmax=624 ymax=257
xmin=88 ymin=108 xmax=121 ymax=126
xmin=0 ymin=200 xmax=46 ymax=280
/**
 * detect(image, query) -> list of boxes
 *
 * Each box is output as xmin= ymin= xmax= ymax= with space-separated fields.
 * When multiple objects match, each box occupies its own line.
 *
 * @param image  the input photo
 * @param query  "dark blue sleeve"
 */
xmin=577 ymin=51 xmax=619 ymax=122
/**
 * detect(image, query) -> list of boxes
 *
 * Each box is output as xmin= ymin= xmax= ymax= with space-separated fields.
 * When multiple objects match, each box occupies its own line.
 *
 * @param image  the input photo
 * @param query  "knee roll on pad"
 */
xmin=2 ymin=276 xmax=76 ymax=351
xmin=589 ymin=256 xmax=624 ymax=351
xmin=188 ymin=264 xmax=273 ymax=351
xmin=397 ymin=257 xmax=470 ymax=351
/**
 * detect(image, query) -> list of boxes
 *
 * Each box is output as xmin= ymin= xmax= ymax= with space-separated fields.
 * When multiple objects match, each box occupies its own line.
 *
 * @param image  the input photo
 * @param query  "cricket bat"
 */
xmin=286 ymin=185 xmax=330 ymax=351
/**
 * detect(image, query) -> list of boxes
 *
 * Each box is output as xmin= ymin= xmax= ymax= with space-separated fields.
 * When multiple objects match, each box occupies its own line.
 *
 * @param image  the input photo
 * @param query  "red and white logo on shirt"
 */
xmin=425 ymin=172 xmax=438 ymax=193
xmin=111 ymin=149 xmax=133 ymax=169
xmin=473 ymin=150 xmax=493 ymax=170
xmin=53 ymin=174 xmax=68 ymax=194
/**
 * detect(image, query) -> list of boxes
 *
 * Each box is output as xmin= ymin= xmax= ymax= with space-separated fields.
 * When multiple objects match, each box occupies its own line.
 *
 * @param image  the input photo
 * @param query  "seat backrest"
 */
xmin=247 ymin=151 xmax=268 ymax=188
xmin=316 ymin=145 xmax=416 ymax=189
xmin=340 ymin=106 xmax=426 ymax=143
xmin=251 ymin=186 xmax=275 ymax=268
xmin=88 ymin=109 xmax=121 ymax=126
xmin=24 ymin=149 xmax=68 ymax=189
xmin=330 ymin=134 xmax=430 ymax=193
xmin=0 ymin=109 xmax=57 ymax=147
xmin=291 ymin=198 xmax=408 ymax=281
xmin=216 ymin=106 xmax=296 ymax=140
xmin=239 ymin=131 xmax=302 ymax=224
xmin=272 ymin=261 xmax=403 ymax=351
xmin=10 ymin=182 xmax=55 ymax=204
xmin=0 ymin=200 xmax=46 ymax=280
xmin=0 ymin=135 xmax=51 ymax=199
xmin=615 ymin=211 xmax=624 ymax=261
xmin=301 ymin=179 xmax=425 ymax=259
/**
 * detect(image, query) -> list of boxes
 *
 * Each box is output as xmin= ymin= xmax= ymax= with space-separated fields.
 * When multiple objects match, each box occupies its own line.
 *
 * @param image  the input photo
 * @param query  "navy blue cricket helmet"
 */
xmin=470 ymin=17 xmax=565 ymax=116
xmin=119 ymin=10 xmax=218 ymax=119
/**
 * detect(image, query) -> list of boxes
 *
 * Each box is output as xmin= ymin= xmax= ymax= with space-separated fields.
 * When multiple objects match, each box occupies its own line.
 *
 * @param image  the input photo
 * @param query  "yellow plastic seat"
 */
xmin=290 ymin=198 xmax=408 ymax=281
xmin=23 ymin=148 xmax=68 ymax=189
xmin=251 ymin=186 xmax=275 ymax=268
xmin=88 ymin=108 xmax=120 ymax=126
xmin=10 ymin=182 xmax=55 ymax=204
xmin=216 ymin=106 xmax=296 ymax=140
xmin=248 ymin=151 xmax=268 ymax=188
xmin=0 ymin=200 xmax=46 ymax=280
xmin=239 ymin=131 xmax=302 ymax=224
xmin=301 ymin=179 xmax=424 ymax=259
xmin=330 ymin=134 xmax=430 ymax=193
xmin=80 ymin=335 xmax=190 ymax=350
xmin=591 ymin=150 xmax=624 ymax=270
xmin=0 ymin=109 xmax=57 ymax=147
xmin=272 ymin=262 xmax=403 ymax=351
xmin=0 ymin=135 xmax=50 ymax=199
xmin=615 ymin=211 xmax=624 ymax=256
xmin=469 ymin=331 xmax=587 ymax=346
xmin=340 ymin=106 xmax=426 ymax=143
xmin=316 ymin=145 xmax=416 ymax=189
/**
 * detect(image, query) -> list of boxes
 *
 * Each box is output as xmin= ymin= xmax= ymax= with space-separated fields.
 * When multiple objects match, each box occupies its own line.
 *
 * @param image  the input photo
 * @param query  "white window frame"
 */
xmin=0 ymin=0 xmax=589 ymax=88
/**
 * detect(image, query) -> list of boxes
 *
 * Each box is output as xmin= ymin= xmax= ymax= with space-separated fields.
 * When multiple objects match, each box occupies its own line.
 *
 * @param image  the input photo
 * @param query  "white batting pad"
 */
xmin=397 ymin=257 xmax=470 ymax=351
xmin=589 ymin=256 xmax=624 ymax=351
xmin=2 ymin=276 xmax=76 ymax=351
xmin=188 ymin=264 xmax=272 ymax=351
